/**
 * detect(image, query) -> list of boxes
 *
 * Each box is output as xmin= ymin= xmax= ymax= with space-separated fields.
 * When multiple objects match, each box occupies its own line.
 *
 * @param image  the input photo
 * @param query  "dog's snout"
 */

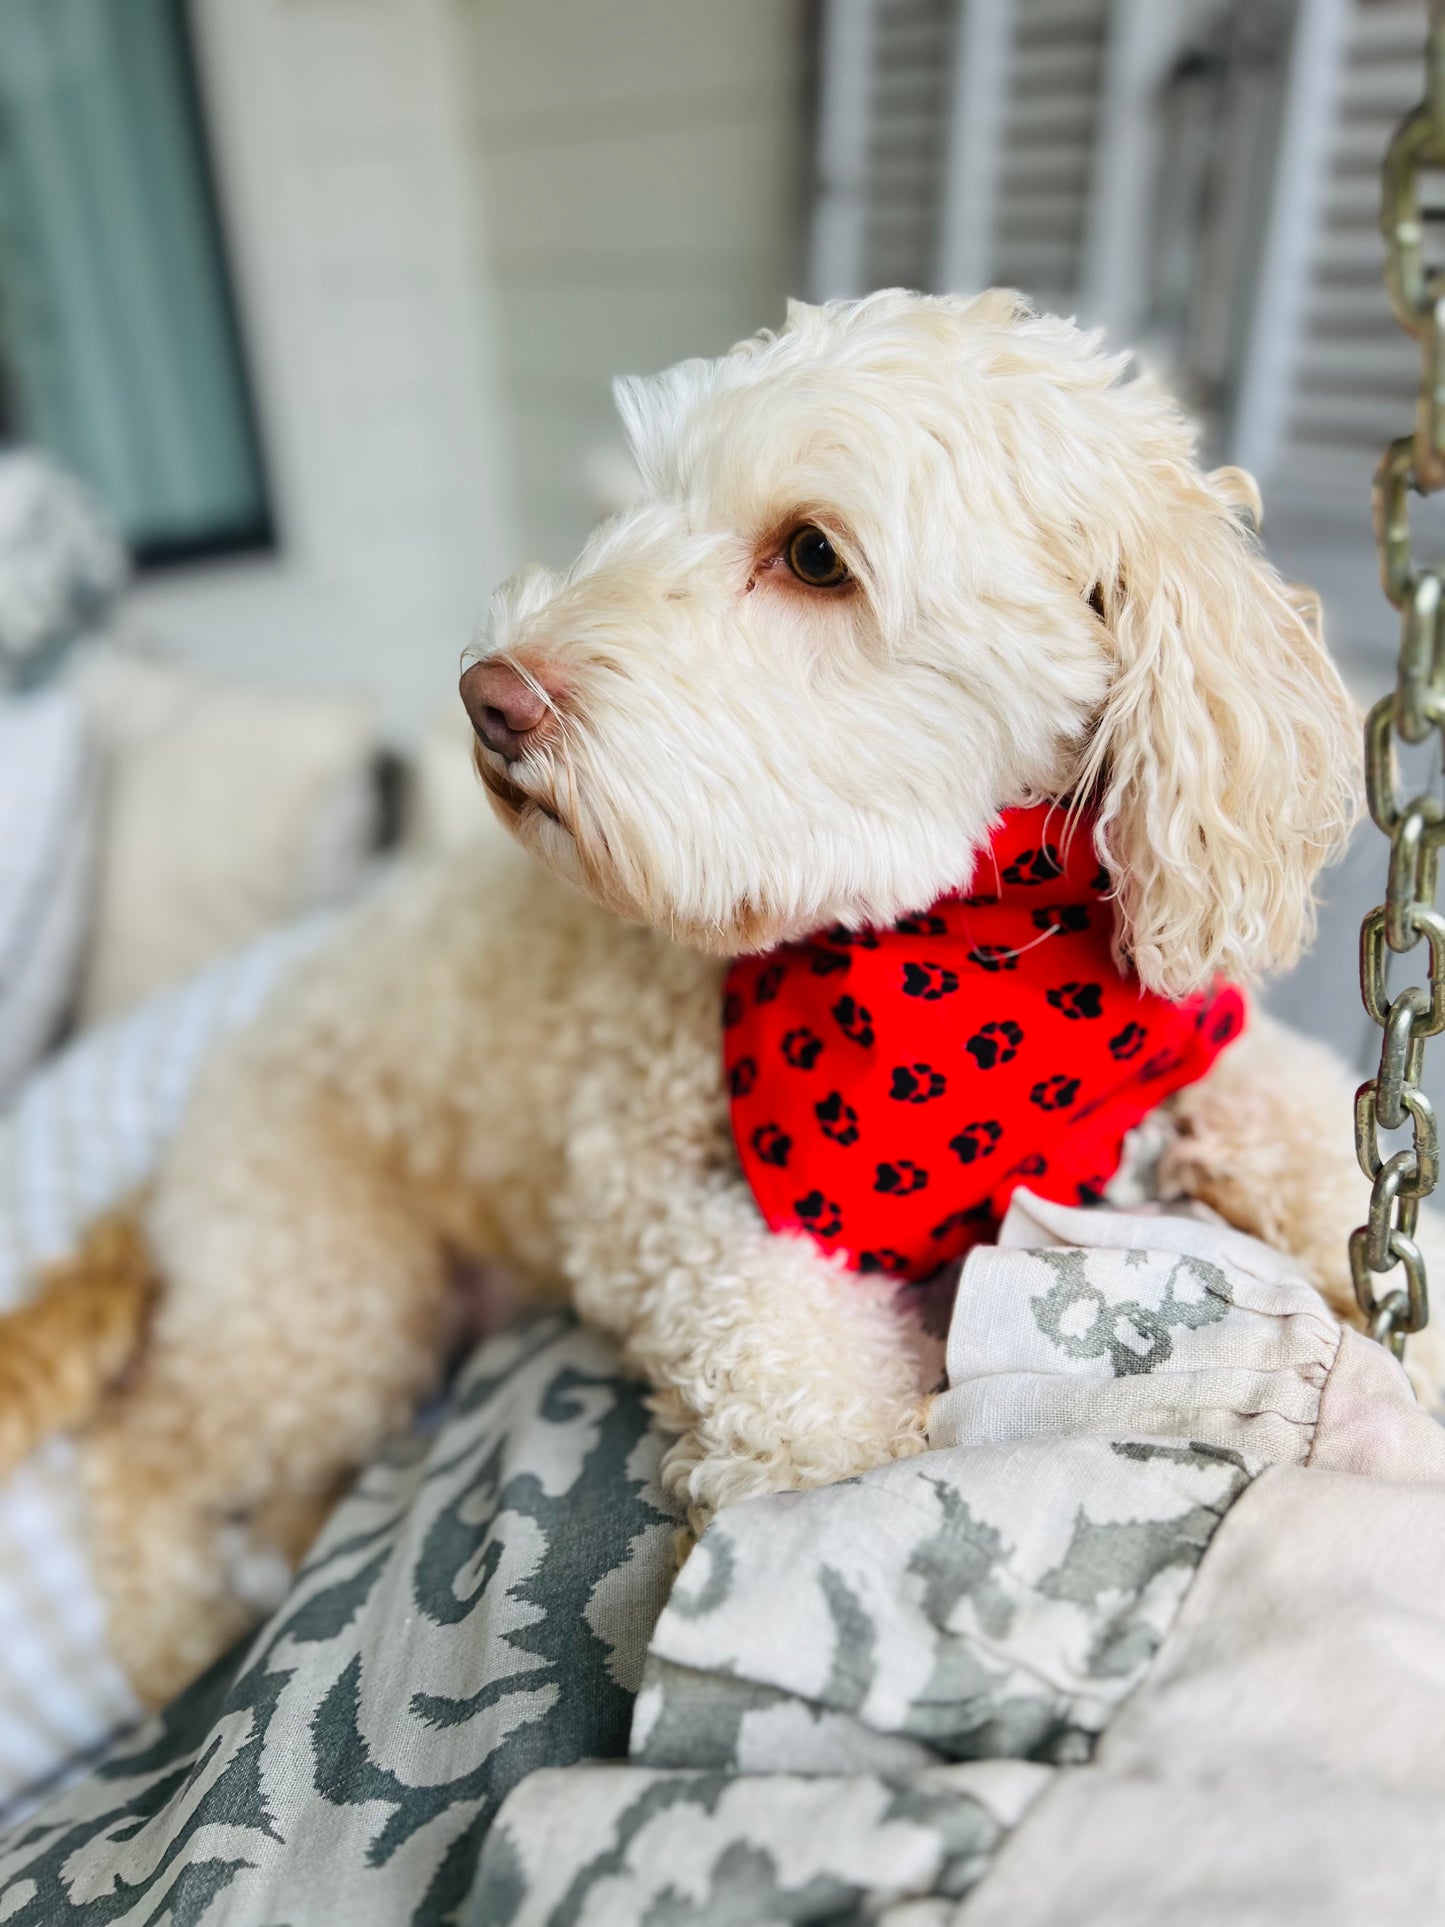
xmin=461 ymin=658 xmax=560 ymax=761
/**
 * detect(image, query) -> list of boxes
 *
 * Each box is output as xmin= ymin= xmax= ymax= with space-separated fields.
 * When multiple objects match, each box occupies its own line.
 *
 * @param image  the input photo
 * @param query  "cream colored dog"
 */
xmin=3 ymin=288 xmax=1435 ymax=1706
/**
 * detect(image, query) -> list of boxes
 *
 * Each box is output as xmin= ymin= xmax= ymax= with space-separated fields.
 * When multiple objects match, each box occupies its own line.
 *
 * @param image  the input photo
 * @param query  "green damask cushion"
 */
xmin=0 ymin=1193 xmax=1365 ymax=1926
xmin=0 ymin=1318 xmax=677 ymax=1927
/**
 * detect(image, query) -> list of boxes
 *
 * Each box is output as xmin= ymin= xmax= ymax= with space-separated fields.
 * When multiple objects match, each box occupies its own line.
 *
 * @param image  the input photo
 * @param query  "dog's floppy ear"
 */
xmin=1075 ymin=448 xmax=1359 ymax=1000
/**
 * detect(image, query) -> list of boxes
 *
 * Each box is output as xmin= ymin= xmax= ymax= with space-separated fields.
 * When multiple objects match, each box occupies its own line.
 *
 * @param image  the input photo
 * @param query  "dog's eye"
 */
xmin=785 ymin=525 xmax=849 ymax=588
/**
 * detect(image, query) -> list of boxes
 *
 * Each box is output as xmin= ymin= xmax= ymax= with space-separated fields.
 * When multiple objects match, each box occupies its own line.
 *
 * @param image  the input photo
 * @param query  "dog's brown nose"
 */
xmin=461 ymin=658 xmax=558 ymax=761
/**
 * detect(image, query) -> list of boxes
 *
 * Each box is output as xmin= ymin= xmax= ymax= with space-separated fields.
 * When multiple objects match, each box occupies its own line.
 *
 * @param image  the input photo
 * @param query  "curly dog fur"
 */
xmin=6 ymin=289 xmax=1442 ymax=1706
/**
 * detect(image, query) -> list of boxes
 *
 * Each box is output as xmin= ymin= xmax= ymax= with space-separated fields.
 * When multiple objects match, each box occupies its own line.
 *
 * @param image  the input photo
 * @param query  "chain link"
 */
xmin=1356 ymin=2 xmax=1445 ymax=1359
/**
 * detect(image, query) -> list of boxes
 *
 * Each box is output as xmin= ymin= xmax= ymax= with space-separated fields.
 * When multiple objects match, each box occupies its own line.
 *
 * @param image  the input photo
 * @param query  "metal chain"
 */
xmin=1355 ymin=1 xmax=1445 ymax=1360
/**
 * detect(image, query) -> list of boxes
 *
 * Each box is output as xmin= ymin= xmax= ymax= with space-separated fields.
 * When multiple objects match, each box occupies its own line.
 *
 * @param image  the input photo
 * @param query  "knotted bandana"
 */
xmin=724 ymin=801 xmax=1245 ymax=1281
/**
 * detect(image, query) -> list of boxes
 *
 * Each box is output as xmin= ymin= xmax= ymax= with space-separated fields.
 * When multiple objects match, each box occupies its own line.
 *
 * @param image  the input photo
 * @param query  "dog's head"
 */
xmin=463 ymin=289 xmax=1358 ymax=997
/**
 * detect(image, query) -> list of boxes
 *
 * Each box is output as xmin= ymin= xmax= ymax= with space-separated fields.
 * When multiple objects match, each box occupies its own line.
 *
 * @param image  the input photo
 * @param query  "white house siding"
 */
xmin=461 ymin=0 xmax=807 ymax=565
xmin=131 ymin=0 xmax=515 ymax=742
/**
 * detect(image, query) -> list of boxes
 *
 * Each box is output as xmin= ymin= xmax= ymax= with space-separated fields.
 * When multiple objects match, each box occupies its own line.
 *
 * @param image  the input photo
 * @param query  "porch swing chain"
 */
xmin=1354 ymin=1 xmax=1445 ymax=1360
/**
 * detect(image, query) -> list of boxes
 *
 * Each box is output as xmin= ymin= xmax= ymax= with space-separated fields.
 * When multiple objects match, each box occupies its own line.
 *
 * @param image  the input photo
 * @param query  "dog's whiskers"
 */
xmin=502 ymin=651 xmax=572 ymax=742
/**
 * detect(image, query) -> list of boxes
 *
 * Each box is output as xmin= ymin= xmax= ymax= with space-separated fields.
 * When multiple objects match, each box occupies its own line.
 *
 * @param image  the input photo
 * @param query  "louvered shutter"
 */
xmin=811 ymin=0 xmax=1112 ymax=309
xmin=1255 ymin=0 xmax=1425 ymax=510
xmin=989 ymin=0 xmax=1111 ymax=309
xmin=860 ymin=1 xmax=956 ymax=291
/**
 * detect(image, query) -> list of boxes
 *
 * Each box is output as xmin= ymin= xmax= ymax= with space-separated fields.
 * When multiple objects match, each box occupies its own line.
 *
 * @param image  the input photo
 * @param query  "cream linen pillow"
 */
xmin=72 ymin=648 xmax=378 ymax=1024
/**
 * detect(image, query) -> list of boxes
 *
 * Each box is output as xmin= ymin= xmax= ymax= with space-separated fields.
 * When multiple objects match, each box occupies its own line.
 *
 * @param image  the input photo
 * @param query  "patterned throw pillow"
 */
xmin=0 ymin=452 xmax=125 ymax=694
xmin=70 ymin=648 xmax=380 ymax=1024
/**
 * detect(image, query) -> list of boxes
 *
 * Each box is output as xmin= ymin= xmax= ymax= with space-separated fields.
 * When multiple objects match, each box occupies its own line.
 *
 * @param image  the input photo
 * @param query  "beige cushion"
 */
xmin=404 ymin=701 xmax=509 ymax=857
xmin=72 ymin=647 xmax=377 ymax=1024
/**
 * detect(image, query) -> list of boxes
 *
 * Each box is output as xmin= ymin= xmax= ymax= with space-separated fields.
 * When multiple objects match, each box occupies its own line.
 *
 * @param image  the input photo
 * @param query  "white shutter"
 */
xmin=860 ymin=0 xmax=958 ymax=293
xmin=1260 ymin=0 xmax=1425 ymax=512
xmin=811 ymin=0 xmax=1113 ymax=309
xmin=988 ymin=0 xmax=1111 ymax=309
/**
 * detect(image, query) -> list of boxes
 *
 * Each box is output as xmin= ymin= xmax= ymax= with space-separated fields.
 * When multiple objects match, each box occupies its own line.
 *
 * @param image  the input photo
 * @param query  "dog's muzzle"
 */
xmin=461 ymin=658 xmax=561 ymax=762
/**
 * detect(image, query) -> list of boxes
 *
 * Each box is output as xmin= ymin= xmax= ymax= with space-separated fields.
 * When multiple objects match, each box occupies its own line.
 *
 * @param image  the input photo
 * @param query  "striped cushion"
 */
xmin=0 ymin=690 xmax=95 ymax=1108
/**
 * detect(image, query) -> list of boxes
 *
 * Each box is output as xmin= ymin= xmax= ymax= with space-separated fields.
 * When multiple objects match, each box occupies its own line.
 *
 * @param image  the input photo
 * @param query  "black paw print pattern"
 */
xmin=949 ymin=1119 xmax=1003 ymax=1165
xmin=751 ymin=1123 xmax=791 ymax=1167
xmin=1070 ymin=1092 xmax=1113 ymax=1126
xmin=902 ymin=960 xmax=959 ymax=1000
xmin=832 ymin=995 xmax=875 ymax=1046
xmin=754 ymin=964 xmax=785 ymax=1005
xmin=1109 ymin=1021 xmax=1146 ymax=1061
xmin=1030 ymin=1075 xmax=1080 ymax=1111
xmin=809 ymin=950 xmax=850 ymax=977
xmin=1209 ymin=1004 xmax=1240 ymax=1045
xmin=1140 ymin=1049 xmax=1184 ymax=1083
xmin=1190 ymin=989 xmax=1244 ymax=1053
xmin=875 ymin=1159 xmax=929 ymax=1195
xmin=1001 ymin=844 xmax=1064 ymax=885
xmin=1007 ymin=1152 xmax=1049 ymax=1179
xmin=966 ymin=1020 xmax=1024 ymax=1069
xmin=815 ymin=1091 xmax=860 ymax=1145
xmin=722 ymin=803 xmax=1247 ymax=1288
xmin=931 ymin=1203 xmax=995 ymax=1241
xmin=795 ymin=1190 xmax=843 ymax=1237
xmin=1031 ymin=904 xmax=1089 ymax=935
xmin=782 ymin=1027 xmax=823 ymax=1070
xmin=729 ymin=1057 xmax=756 ymax=1097
xmin=1046 ymin=981 xmax=1104 ymax=1021
xmin=890 ymin=1063 xmax=947 ymax=1103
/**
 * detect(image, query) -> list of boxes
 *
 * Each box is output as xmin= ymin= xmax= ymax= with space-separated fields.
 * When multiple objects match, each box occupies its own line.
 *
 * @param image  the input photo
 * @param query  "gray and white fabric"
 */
xmin=0 ymin=451 xmax=125 ymax=690
xmin=0 ymin=1134 xmax=1443 ymax=1922
xmin=0 ymin=1317 xmax=676 ymax=1927
xmin=0 ymin=687 xmax=96 ymax=1107
xmin=932 ymin=1188 xmax=1343 ymax=1459
xmin=474 ymin=1193 xmax=1347 ymax=1926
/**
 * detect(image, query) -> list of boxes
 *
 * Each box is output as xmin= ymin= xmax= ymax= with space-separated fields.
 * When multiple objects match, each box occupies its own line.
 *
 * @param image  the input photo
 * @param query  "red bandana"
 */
xmin=724 ymin=802 xmax=1245 ymax=1281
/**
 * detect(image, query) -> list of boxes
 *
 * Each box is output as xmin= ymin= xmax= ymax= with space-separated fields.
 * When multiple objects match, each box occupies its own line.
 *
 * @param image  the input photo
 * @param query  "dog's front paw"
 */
xmin=662 ymin=1395 xmax=931 ymax=1534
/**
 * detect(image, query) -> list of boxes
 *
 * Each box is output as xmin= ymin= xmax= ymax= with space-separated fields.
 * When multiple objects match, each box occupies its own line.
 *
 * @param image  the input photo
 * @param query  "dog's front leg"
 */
xmin=560 ymin=1059 xmax=936 ymax=1532
xmin=576 ymin=1175 xmax=935 ymax=1531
